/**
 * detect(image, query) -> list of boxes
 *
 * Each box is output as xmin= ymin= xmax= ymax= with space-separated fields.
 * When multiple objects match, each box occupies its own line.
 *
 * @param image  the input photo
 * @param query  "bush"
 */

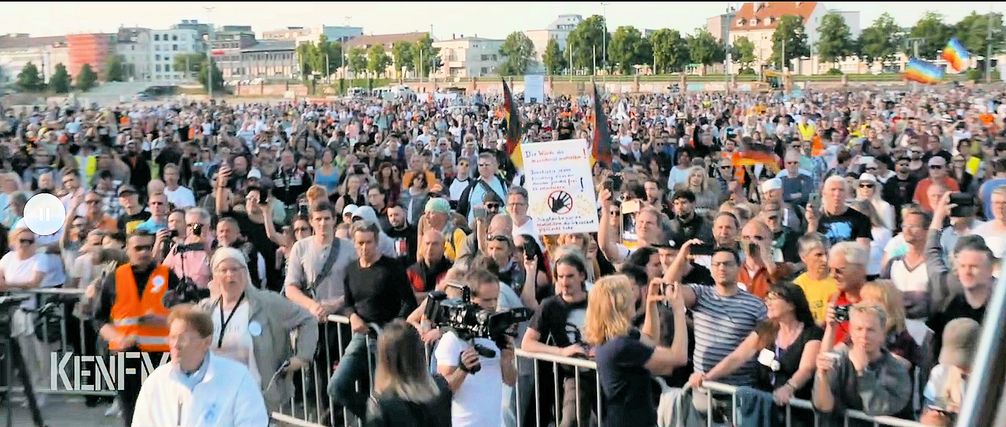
xmin=966 ymin=68 xmax=1000 ymax=82
xmin=826 ymin=68 xmax=844 ymax=75
xmin=739 ymin=67 xmax=756 ymax=75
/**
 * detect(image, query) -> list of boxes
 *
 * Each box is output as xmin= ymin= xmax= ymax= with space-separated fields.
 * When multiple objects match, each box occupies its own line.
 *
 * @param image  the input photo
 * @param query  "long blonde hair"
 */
xmin=372 ymin=319 xmax=438 ymax=402
xmin=584 ymin=275 xmax=636 ymax=346
xmin=860 ymin=280 xmax=907 ymax=334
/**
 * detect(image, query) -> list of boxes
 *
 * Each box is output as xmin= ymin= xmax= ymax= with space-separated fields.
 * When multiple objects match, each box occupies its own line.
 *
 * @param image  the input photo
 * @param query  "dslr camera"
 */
xmin=425 ymin=287 xmax=532 ymax=372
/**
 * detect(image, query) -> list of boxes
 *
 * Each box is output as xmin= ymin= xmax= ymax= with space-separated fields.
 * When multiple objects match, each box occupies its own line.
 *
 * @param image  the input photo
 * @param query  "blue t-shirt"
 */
xmin=135 ymin=218 xmax=167 ymax=233
xmin=595 ymin=329 xmax=657 ymax=427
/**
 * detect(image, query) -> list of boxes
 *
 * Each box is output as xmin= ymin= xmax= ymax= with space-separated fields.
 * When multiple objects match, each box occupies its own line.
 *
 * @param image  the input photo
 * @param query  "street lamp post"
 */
xmin=203 ymin=6 xmax=215 ymax=98
xmin=601 ymin=2 xmax=607 ymax=72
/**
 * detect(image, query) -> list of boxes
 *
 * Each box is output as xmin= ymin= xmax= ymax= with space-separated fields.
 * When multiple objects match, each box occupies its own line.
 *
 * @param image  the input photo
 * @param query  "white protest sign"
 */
xmin=524 ymin=75 xmax=545 ymax=104
xmin=521 ymin=138 xmax=599 ymax=235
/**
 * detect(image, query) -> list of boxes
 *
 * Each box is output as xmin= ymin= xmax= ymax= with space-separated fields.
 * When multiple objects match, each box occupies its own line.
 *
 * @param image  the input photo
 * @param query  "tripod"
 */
xmin=0 ymin=295 xmax=45 ymax=427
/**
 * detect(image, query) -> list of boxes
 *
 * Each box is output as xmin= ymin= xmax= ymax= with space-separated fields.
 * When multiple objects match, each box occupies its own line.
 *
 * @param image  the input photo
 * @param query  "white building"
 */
xmin=524 ymin=14 xmax=583 ymax=73
xmin=116 ymin=27 xmax=152 ymax=81
xmin=0 ymin=34 xmax=69 ymax=85
xmin=262 ymin=25 xmax=363 ymax=45
xmin=149 ymin=28 xmax=202 ymax=83
xmin=433 ymin=36 xmax=505 ymax=78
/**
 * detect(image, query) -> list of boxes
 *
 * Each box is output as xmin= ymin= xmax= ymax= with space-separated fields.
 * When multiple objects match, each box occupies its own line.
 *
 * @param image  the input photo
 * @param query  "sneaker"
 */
xmin=105 ymin=399 xmax=121 ymax=417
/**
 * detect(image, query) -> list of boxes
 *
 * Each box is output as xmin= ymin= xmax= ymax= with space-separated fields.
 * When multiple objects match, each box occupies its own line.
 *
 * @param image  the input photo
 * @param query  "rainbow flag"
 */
xmin=502 ymin=78 xmax=523 ymax=170
xmin=904 ymin=58 xmax=944 ymax=84
xmin=591 ymin=83 xmax=613 ymax=169
xmin=942 ymin=38 xmax=970 ymax=73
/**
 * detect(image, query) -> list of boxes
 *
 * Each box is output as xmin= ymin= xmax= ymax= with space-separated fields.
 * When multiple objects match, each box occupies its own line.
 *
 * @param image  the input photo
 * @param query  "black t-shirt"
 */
xmin=529 ymin=295 xmax=588 ymax=348
xmin=594 ymin=329 xmax=657 ymax=427
xmin=755 ymin=324 xmax=824 ymax=399
xmin=926 ymin=294 xmax=986 ymax=360
xmin=816 ymin=207 xmax=872 ymax=246
xmin=345 ymin=256 xmax=418 ymax=325
xmin=385 ymin=224 xmax=418 ymax=265
xmin=118 ymin=210 xmax=152 ymax=234
xmin=221 ymin=211 xmax=280 ymax=291
xmin=364 ymin=375 xmax=452 ymax=427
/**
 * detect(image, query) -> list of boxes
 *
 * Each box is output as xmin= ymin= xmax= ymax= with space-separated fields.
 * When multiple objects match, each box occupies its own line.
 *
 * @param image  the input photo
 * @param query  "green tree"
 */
xmin=730 ymin=36 xmax=757 ymax=71
xmin=498 ymin=31 xmax=536 ymax=76
xmin=909 ymin=12 xmax=951 ymax=59
xmin=104 ymin=54 xmax=125 ymax=82
xmin=15 ymin=61 xmax=44 ymax=91
xmin=173 ymin=53 xmax=205 ymax=79
xmin=686 ymin=28 xmax=725 ymax=73
xmin=608 ymin=25 xmax=651 ymax=75
xmin=650 ymin=28 xmax=690 ymax=73
xmin=347 ymin=47 xmax=367 ymax=75
xmin=542 ymin=39 xmax=566 ymax=75
xmin=770 ymin=15 xmax=810 ymax=70
xmin=49 ymin=63 xmax=71 ymax=93
xmin=816 ymin=12 xmax=854 ymax=67
xmin=413 ymin=33 xmax=441 ymax=76
xmin=391 ymin=41 xmax=415 ymax=76
xmin=315 ymin=35 xmax=342 ymax=77
xmin=367 ymin=45 xmax=390 ymax=77
xmin=76 ymin=64 xmax=98 ymax=91
xmin=198 ymin=60 xmax=223 ymax=92
xmin=859 ymin=12 xmax=902 ymax=66
xmin=567 ymin=14 xmax=608 ymax=74
xmin=955 ymin=12 xmax=1005 ymax=60
xmin=296 ymin=42 xmax=319 ymax=79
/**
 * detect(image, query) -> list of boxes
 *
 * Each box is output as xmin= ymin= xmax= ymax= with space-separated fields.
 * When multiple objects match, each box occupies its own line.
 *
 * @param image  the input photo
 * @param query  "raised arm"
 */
xmin=596 ymin=188 xmax=623 ymax=264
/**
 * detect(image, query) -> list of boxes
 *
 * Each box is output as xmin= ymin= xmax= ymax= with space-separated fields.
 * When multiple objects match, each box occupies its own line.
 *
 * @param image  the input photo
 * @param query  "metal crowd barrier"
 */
xmin=0 ymin=287 xmax=115 ymax=397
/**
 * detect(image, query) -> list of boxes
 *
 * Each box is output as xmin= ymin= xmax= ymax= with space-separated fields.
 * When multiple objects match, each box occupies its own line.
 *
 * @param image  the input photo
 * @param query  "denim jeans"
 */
xmin=327 ymin=332 xmax=376 ymax=419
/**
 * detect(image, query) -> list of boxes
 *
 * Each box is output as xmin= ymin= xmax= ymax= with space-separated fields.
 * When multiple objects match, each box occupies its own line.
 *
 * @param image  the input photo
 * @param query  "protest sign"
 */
xmin=524 ymin=75 xmax=545 ymax=104
xmin=521 ymin=138 xmax=599 ymax=235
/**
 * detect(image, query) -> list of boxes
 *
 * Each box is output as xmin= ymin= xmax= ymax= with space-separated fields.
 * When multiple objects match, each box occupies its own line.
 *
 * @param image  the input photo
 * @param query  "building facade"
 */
xmin=218 ymin=40 xmax=297 ymax=81
xmin=433 ymin=36 xmax=504 ymax=78
xmin=149 ymin=28 xmax=202 ymax=82
xmin=343 ymin=32 xmax=426 ymax=51
xmin=524 ymin=14 xmax=583 ymax=73
xmin=0 ymin=34 xmax=69 ymax=85
xmin=67 ymin=33 xmax=114 ymax=78
xmin=115 ymin=27 xmax=152 ymax=81
xmin=263 ymin=25 xmax=363 ymax=44
xmin=725 ymin=2 xmax=826 ymax=70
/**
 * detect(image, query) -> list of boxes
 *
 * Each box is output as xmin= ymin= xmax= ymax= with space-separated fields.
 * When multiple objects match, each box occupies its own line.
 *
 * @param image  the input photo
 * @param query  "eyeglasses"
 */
xmin=929 ymin=165 xmax=944 ymax=169
xmin=859 ymin=183 xmax=875 ymax=189
xmin=85 ymin=200 xmax=101 ymax=205
xmin=866 ymin=167 xmax=877 ymax=171
xmin=485 ymin=203 xmax=501 ymax=210
xmin=133 ymin=244 xmax=153 ymax=252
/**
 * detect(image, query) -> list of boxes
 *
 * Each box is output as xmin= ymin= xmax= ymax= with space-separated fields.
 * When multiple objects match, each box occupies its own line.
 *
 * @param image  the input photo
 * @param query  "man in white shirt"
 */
xmin=131 ymin=306 xmax=268 ymax=427
xmin=162 ymin=163 xmax=196 ymax=209
xmin=506 ymin=186 xmax=541 ymax=249
xmin=435 ymin=269 xmax=517 ymax=427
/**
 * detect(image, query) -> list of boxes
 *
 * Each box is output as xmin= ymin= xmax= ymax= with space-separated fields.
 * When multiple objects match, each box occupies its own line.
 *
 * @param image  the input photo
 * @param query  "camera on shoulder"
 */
xmin=424 ymin=286 xmax=532 ymax=370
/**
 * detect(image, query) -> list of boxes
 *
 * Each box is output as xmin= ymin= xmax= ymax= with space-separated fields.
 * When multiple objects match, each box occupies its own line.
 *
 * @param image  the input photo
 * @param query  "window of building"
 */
xmin=155 ymin=64 xmax=161 ymax=72
xmin=165 ymin=64 xmax=171 ymax=72
xmin=492 ymin=54 xmax=497 ymax=61
xmin=154 ymin=34 xmax=160 ymax=41
xmin=481 ymin=67 xmax=488 ymax=74
xmin=172 ymin=35 xmax=178 ymax=41
xmin=173 ymin=45 xmax=178 ymax=51
xmin=481 ymin=54 xmax=489 ymax=61
xmin=155 ymin=54 xmax=160 ymax=61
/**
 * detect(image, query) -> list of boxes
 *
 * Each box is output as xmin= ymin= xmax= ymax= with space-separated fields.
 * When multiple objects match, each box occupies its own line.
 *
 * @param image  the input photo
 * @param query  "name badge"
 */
xmin=248 ymin=321 xmax=263 ymax=337
xmin=758 ymin=349 xmax=780 ymax=371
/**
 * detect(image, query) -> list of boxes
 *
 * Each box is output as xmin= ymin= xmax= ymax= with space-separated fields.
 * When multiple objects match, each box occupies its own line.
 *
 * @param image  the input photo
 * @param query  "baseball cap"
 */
xmin=858 ymin=173 xmax=878 ymax=184
xmin=425 ymin=198 xmax=451 ymax=214
xmin=483 ymin=191 xmax=504 ymax=205
xmin=352 ymin=205 xmax=379 ymax=224
xmin=760 ymin=178 xmax=783 ymax=193
xmin=117 ymin=184 xmax=138 ymax=196
xmin=939 ymin=318 xmax=980 ymax=370
xmin=247 ymin=169 xmax=263 ymax=180
xmin=342 ymin=204 xmax=358 ymax=217
xmin=928 ymin=156 xmax=948 ymax=167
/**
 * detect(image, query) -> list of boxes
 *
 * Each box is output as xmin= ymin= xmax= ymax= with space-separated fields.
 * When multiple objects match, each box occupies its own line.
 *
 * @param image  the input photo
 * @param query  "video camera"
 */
xmin=424 ymin=286 xmax=532 ymax=370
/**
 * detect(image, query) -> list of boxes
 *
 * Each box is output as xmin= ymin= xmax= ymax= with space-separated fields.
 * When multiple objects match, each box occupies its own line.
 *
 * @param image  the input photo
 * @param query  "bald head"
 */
xmin=488 ymin=214 xmax=513 ymax=237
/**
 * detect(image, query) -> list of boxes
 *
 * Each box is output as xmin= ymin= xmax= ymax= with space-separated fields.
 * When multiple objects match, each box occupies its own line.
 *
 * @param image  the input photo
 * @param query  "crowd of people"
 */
xmin=0 ymin=81 xmax=1003 ymax=427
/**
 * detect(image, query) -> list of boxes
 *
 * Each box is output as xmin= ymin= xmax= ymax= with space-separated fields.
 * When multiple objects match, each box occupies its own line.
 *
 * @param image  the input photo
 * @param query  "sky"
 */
xmin=1 ymin=2 xmax=1001 ymax=39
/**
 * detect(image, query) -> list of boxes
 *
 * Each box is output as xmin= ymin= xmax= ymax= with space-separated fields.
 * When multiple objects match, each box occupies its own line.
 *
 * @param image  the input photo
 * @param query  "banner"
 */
xmin=521 ymin=139 xmax=599 ymax=235
xmin=524 ymin=74 xmax=545 ymax=103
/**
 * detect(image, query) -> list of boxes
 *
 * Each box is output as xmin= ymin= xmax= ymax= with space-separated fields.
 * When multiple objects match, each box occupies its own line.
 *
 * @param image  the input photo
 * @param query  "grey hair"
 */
xmin=823 ymin=175 xmax=847 ymax=190
xmin=829 ymin=241 xmax=867 ymax=266
xmin=349 ymin=219 xmax=380 ymax=238
xmin=797 ymin=233 xmax=829 ymax=257
xmin=185 ymin=207 xmax=212 ymax=225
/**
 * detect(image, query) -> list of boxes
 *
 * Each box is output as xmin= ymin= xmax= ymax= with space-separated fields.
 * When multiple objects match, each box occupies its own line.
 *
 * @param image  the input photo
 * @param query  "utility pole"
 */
xmin=420 ymin=48 xmax=424 ymax=82
xmin=204 ymin=6 xmax=215 ymax=98
xmin=593 ymin=44 xmax=597 ymax=75
xmin=569 ymin=41 xmax=574 ymax=77
xmin=325 ymin=53 xmax=330 ymax=83
xmin=782 ymin=37 xmax=786 ymax=71
xmin=601 ymin=2 xmax=607 ymax=72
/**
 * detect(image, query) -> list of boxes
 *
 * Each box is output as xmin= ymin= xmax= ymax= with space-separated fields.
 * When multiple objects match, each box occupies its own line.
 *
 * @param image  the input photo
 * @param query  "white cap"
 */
xmin=342 ymin=204 xmax=359 ymax=216
xmin=859 ymin=173 xmax=878 ymax=183
xmin=761 ymin=177 xmax=783 ymax=193
xmin=247 ymin=169 xmax=263 ymax=180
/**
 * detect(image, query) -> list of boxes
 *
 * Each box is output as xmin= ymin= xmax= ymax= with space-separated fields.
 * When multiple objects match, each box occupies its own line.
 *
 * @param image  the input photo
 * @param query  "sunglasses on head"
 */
xmin=487 ymin=234 xmax=510 ymax=243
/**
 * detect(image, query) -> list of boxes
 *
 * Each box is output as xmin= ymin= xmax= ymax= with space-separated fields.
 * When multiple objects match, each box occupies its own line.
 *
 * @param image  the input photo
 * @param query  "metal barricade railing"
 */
xmin=270 ymin=314 xmax=373 ymax=427
xmin=514 ymin=348 xmax=602 ymax=427
xmin=701 ymin=380 xmax=928 ymax=427
xmin=0 ymin=287 xmax=114 ymax=397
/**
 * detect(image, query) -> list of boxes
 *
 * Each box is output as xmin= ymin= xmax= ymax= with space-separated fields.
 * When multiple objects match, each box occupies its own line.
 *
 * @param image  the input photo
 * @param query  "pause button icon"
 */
xmin=24 ymin=193 xmax=67 ymax=236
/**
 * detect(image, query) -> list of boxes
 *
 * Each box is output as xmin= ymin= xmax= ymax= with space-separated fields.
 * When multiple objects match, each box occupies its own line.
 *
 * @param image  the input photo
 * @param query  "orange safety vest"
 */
xmin=109 ymin=264 xmax=171 ymax=352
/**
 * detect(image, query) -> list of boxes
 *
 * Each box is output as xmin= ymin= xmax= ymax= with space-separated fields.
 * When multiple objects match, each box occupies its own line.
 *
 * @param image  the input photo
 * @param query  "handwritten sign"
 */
xmin=522 ymin=139 xmax=599 ymax=235
xmin=524 ymin=75 xmax=545 ymax=103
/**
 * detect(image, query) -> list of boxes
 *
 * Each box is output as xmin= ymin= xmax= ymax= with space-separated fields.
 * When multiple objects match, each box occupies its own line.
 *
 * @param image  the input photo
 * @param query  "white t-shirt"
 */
xmin=211 ymin=300 xmax=261 ymax=387
xmin=0 ymin=252 xmax=61 ymax=309
xmin=867 ymin=227 xmax=892 ymax=276
xmin=164 ymin=185 xmax=196 ymax=209
xmin=970 ymin=222 xmax=1006 ymax=260
xmin=434 ymin=331 xmax=503 ymax=427
xmin=889 ymin=258 xmax=929 ymax=294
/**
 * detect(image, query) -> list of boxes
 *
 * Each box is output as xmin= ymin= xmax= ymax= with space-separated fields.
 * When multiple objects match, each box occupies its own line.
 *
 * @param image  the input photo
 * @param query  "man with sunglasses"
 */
xmin=92 ymin=230 xmax=184 ymax=427
xmin=882 ymin=156 xmax=920 ymax=227
xmin=913 ymin=156 xmax=960 ymax=212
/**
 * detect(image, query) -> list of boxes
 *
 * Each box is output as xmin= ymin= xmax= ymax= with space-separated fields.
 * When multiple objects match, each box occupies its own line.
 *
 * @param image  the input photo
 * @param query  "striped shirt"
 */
xmin=689 ymin=284 xmax=767 ymax=386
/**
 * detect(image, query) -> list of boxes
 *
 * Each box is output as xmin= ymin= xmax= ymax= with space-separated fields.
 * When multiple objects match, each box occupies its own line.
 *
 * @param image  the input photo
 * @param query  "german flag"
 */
xmin=591 ymin=83 xmax=613 ymax=169
xmin=731 ymin=145 xmax=781 ymax=174
xmin=502 ymin=78 xmax=523 ymax=170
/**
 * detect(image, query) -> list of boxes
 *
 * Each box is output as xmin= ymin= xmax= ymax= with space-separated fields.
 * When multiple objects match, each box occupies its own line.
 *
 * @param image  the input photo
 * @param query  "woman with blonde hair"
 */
xmin=857 ymin=280 xmax=922 ymax=369
xmin=673 ymin=166 xmax=722 ymax=216
xmin=854 ymin=173 xmax=895 ymax=230
xmin=585 ymin=275 xmax=689 ymax=427
xmin=366 ymin=319 xmax=452 ymax=427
